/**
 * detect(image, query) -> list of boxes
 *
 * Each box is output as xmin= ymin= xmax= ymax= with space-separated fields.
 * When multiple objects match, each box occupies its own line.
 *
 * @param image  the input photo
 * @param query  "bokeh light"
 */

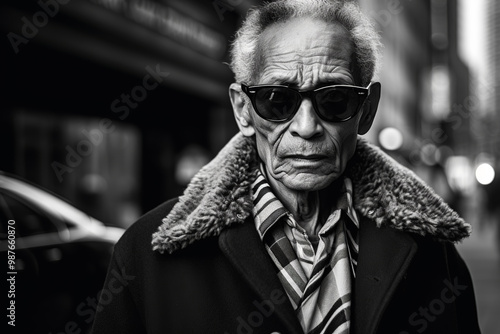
xmin=378 ymin=127 xmax=404 ymax=151
xmin=475 ymin=163 xmax=495 ymax=185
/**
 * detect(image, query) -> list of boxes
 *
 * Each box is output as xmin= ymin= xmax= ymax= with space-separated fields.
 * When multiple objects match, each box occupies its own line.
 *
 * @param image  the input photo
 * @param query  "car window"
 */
xmin=0 ymin=191 xmax=58 ymax=238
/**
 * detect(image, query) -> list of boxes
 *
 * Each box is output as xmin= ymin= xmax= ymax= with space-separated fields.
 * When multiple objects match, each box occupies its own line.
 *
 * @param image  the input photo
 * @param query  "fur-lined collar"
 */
xmin=152 ymin=133 xmax=470 ymax=254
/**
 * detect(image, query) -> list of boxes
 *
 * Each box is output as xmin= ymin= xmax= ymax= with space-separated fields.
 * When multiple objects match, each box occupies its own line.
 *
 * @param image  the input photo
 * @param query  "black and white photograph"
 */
xmin=1 ymin=0 xmax=499 ymax=333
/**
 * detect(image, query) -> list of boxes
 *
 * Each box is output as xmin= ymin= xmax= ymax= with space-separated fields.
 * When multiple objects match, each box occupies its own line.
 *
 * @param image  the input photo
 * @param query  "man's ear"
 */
xmin=358 ymin=82 xmax=381 ymax=135
xmin=229 ymin=83 xmax=255 ymax=137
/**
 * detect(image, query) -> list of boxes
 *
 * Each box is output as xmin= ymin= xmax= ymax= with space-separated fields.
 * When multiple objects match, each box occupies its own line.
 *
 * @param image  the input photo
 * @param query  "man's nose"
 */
xmin=289 ymin=98 xmax=323 ymax=138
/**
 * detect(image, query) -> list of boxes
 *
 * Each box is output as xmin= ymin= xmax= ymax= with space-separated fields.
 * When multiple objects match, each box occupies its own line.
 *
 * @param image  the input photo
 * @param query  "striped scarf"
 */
xmin=252 ymin=168 xmax=359 ymax=334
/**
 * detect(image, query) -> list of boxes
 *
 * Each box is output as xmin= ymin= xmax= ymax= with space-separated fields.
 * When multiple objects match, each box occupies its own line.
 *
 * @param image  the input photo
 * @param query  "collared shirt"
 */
xmin=251 ymin=166 xmax=360 ymax=333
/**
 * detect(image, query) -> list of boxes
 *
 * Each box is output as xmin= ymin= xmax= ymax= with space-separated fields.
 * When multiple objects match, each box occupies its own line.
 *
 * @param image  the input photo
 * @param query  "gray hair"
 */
xmin=228 ymin=0 xmax=382 ymax=87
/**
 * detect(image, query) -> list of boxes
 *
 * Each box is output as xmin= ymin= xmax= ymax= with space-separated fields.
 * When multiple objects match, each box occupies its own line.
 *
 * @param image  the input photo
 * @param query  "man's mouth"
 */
xmin=286 ymin=154 xmax=327 ymax=161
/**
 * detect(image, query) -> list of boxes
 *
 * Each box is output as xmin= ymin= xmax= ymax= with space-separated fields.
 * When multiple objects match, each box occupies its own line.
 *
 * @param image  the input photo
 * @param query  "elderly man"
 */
xmin=90 ymin=1 xmax=480 ymax=333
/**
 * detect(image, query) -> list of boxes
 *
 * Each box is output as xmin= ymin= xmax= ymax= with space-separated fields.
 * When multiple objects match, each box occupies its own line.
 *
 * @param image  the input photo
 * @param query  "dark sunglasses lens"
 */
xmin=254 ymin=87 xmax=299 ymax=121
xmin=315 ymin=87 xmax=359 ymax=121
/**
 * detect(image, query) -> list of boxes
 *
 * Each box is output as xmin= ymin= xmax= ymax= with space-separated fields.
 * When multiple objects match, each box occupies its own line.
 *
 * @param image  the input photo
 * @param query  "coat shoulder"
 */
xmin=113 ymin=197 xmax=224 ymax=263
xmin=113 ymin=198 xmax=180 ymax=257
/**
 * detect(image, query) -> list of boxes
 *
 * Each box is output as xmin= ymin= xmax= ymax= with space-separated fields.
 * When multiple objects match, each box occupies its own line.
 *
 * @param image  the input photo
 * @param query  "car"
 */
xmin=0 ymin=171 xmax=125 ymax=334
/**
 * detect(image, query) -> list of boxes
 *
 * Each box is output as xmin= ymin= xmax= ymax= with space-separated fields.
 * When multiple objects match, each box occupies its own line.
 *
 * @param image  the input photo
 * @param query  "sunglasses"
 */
xmin=241 ymin=83 xmax=371 ymax=122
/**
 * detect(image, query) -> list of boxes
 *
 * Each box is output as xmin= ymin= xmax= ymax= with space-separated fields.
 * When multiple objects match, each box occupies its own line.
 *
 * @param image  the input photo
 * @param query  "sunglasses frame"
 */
xmin=241 ymin=83 xmax=371 ymax=123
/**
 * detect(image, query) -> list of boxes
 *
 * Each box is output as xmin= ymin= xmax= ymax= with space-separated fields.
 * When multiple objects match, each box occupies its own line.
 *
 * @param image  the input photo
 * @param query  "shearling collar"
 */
xmin=152 ymin=132 xmax=470 ymax=254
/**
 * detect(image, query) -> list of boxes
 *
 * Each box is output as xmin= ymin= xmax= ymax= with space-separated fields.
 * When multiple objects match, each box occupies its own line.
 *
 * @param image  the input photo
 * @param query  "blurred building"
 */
xmin=478 ymin=0 xmax=500 ymax=229
xmin=486 ymin=0 xmax=500 ymax=116
xmin=426 ymin=0 xmax=474 ymax=205
xmin=482 ymin=0 xmax=500 ymax=164
xmin=1 ymin=0 xmax=259 ymax=227
xmin=358 ymin=0 xmax=432 ymax=156
xmin=358 ymin=0 xmax=475 ymax=215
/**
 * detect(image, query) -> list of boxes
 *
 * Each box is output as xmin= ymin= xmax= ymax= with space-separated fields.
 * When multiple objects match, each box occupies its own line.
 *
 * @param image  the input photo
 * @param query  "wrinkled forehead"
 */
xmin=253 ymin=17 xmax=356 ymax=84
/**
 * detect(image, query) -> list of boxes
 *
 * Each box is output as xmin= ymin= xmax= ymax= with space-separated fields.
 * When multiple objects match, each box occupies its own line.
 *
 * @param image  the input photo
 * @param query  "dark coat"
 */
xmin=90 ymin=133 xmax=480 ymax=334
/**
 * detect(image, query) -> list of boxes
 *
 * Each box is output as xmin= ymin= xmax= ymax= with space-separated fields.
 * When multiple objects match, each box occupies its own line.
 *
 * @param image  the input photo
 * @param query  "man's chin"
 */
xmin=281 ymin=173 xmax=340 ymax=192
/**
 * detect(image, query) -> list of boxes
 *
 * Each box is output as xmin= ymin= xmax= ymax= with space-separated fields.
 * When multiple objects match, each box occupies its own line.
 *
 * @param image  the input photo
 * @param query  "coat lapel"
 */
xmin=352 ymin=218 xmax=418 ymax=334
xmin=220 ymin=216 xmax=418 ymax=334
xmin=219 ymin=219 xmax=304 ymax=334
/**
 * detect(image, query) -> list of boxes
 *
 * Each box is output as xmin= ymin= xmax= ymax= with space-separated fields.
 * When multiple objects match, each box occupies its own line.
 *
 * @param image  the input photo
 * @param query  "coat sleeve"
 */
xmin=446 ymin=243 xmax=482 ymax=334
xmin=89 ymin=249 xmax=146 ymax=334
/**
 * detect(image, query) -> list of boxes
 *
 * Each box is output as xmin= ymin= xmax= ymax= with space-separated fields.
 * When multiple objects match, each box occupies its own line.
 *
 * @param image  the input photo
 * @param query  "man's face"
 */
xmin=244 ymin=18 xmax=367 ymax=192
